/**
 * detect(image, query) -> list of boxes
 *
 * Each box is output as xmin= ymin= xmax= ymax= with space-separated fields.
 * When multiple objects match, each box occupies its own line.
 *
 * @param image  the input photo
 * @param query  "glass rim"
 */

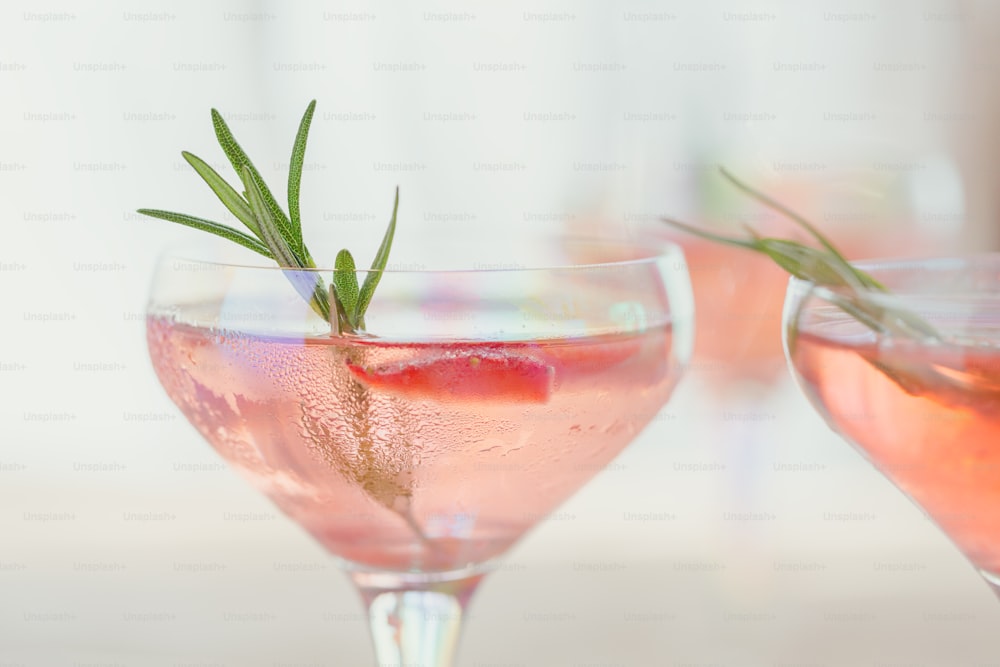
xmin=786 ymin=253 xmax=1000 ymax=341
xmin=157 ymin=235 xmax=688 ymax=275
xmin=789 ymin=253 xmax=1000 ymax=302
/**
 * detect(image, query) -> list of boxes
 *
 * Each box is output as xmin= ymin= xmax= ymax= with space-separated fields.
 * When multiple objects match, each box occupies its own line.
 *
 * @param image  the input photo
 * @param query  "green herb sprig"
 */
xmin=138 ymin=100 xmax=396 ymax=336
xmin=140 ymin=101 xmax=425 ymax=540
xmin=664 ymin=169 xmax=1000 ymax=415
xmin=661 ymin=167 xmax=941 ymax=343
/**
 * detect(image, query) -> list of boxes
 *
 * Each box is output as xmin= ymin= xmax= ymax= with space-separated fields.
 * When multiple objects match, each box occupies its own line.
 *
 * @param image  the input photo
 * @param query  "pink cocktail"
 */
xmin=785 ymin=255 xmax=1000 ymax=592
xmin=145 ymin=235 xmax=693 ymax=665
xmin=148 ymin=321 xmax=675 ymax=572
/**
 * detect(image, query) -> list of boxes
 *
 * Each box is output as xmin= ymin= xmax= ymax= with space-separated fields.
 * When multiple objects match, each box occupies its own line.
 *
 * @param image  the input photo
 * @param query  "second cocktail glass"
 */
xmin=784 ymin=255 xmax=1000 ymax=596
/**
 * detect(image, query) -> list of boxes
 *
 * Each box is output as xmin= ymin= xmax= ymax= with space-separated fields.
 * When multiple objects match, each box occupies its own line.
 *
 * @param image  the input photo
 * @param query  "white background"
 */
xmin=2 ymin=1 xmax=999 ymax=665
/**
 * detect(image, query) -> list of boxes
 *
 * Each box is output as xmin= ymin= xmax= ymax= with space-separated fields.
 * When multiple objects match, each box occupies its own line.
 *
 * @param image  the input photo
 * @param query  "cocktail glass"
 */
xmin=784 ymin=255 xmax=1000 ymax=594
xmin=145 ymin=234 xmax=693 ymax=665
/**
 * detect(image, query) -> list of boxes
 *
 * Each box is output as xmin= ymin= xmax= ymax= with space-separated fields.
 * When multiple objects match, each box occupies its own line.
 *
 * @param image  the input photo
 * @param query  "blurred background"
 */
xmin=2 ymin=0 xmax=1000 ymax=664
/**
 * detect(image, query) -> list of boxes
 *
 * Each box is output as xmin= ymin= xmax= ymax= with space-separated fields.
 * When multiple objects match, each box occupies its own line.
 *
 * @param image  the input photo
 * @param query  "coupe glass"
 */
xmin=145 ymin=233 xmax=693 ymax=666
xmin=783 ymin=255 xmax=1000 ymax=594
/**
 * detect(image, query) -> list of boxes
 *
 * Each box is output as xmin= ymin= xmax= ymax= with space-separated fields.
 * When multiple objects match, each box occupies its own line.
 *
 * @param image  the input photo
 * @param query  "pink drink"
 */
xmin=792 ymin=332 xmax=1000 ymax=575
xmin=148 ymin=317 xmax=678 ymax=572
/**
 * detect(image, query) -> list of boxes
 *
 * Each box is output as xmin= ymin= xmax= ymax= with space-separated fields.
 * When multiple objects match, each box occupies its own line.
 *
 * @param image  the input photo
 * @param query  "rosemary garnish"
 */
xmin=658 ymin=169 xmax=1000 ymax=404
xmin=139 ymin=101 xmax=423 ymax=543
xmin=661 ymin=168 xmax=941 ymax=343
xmin=138 ymin=100 xmax=397 ymax=335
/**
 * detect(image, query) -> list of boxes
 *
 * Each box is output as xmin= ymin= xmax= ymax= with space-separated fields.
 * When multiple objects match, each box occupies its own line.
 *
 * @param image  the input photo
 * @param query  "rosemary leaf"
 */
xmin=755 ymin=238 xmax=869 ymax=288
xmin=241 ymin=165 xmax=330 ymax=322
xmin=181 ymin=151 xmax=260 ymax=238
xmin=719 ymin=168 xmax=884 ymax=291
xmin=333 ymin=248 xmax=361 ymax=332
xmin=136 ymin=208 xmax=273 ymax=259
xmin=241 ymin=166 xmax=300 ymax=269
xmin=211 ymin=108 xmax=298 ymax=260
xmin=287 ymin=100 xmax=316 ymax=259
xmin=310 ymin=279 xmax=332 ymax=323
xmin=659 ymin=216 xmax=758 ymax=251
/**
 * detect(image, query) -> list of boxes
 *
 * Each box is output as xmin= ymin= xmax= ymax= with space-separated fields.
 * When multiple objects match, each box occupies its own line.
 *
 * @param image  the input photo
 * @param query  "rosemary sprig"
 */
xmin=660 ymin=168 xmax=941 ymax=343
xmin=137 ymin=100 xmax=397 ymax=335
xmin=139 ymin=102 xmax=427 ymax=542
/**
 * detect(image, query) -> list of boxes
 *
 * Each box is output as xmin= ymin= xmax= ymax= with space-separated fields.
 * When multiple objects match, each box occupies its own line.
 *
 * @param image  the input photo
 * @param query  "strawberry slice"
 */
xmin=347 ymin=351 xmax=554 ymax=403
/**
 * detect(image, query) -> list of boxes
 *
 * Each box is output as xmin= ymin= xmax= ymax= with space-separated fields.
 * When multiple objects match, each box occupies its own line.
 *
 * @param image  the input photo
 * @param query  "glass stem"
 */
xmin=351 ymin=569 xmax=484 ymax=667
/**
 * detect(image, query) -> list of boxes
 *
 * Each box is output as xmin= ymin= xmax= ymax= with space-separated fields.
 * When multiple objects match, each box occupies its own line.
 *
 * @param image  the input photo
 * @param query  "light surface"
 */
xmin=4 ymin=379 xmax=999 ymax=665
